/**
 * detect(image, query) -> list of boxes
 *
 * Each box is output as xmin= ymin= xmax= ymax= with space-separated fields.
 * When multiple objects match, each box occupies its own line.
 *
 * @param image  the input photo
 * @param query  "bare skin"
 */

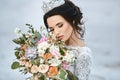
xmin=47 ymin=15 xmax=85 ymax=47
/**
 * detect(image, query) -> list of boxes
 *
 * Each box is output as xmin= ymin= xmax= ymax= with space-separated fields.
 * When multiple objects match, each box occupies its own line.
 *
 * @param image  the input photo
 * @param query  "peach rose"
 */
xmin=31 ymin=65 xmax=38 ymax=73
xmin=47 ymin=66 xmax=58 ymax=77
xmin=43 ymin=53 xmax=53 ymax=60
xmin=25 ymin=62 xmax=32 ymax=67
xmin=38 ymin=64 xmax=49 ymax=73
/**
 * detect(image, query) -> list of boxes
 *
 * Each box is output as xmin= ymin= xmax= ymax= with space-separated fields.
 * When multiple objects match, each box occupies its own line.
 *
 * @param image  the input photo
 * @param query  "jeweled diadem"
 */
xmin=42 ymin=0 xmax=65 ymax=13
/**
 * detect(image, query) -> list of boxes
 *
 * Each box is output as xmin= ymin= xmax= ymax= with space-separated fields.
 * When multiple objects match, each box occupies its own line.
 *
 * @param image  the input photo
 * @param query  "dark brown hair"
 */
xmin=43 ymin=0 xmax=85 ymax=38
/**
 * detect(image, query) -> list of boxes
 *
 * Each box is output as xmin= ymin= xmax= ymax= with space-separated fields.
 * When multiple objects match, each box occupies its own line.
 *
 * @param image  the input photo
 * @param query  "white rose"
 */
xmin=48 ymin=58 xmax=62 ymax=66
xmin=50 ymin=45 xmax=59 ymax=53
xmin=37 ymin=42 xmax=50 ymax=54
xmin=40 ymin=58 xmax=44 ymax=63
xmin=38 ymin=64 xmax=49 ymax=73
xmin=63 ymin=51 xmax=75 ymax=63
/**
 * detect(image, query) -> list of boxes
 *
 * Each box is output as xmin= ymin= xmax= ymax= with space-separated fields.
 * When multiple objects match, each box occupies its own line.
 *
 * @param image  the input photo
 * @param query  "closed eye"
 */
xmin=58 ymin=23 xmax=63 ymax=28
xmin=48 ymin=27 xmax=54 ymax=32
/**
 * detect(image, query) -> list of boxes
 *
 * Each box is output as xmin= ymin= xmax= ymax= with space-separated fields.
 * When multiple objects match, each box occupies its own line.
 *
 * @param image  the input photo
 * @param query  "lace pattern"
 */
xmin=67 ymin=46 xmax=92 ymax=80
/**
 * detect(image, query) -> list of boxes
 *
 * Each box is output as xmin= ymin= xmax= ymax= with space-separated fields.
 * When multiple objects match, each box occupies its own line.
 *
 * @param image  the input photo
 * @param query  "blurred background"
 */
xmin=0 ymin=0 xmax=120 ymax=80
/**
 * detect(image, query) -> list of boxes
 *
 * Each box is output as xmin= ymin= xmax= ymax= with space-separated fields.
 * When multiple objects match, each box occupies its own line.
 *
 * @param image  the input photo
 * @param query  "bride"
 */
xmin=42 ymin=0 xmax=92 ymax=80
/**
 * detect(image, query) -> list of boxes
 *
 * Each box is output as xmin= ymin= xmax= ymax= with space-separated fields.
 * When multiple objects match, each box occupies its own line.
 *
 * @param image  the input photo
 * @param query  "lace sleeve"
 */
xmin=75 ymin=51 xmax=92 ymax=80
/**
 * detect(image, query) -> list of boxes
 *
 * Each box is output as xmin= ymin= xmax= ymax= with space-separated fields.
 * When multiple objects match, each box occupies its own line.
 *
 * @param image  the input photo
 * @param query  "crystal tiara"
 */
xmin=42 ymin=0 xmax=65 ymax=13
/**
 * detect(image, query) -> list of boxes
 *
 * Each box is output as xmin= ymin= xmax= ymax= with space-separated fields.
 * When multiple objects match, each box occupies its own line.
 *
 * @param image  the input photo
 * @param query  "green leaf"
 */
xmin=36 ymin=58 xmax=40 ymax=66
xmin=30 ymin=60 xmax=36 ymax=65
xmin=12 ymin=37 xmax=25 ymax=45
xmin=14 ymin=47 xmax=20 ymax=51
xmin=66 ymin=70 xmax=79 ymax=80
xmin=39 ymin=75 xmax=46 ymax=80
xmin=22 ymin=34 xmax=27 ymax=41
xmin=34 ymin=31 xmax=41 ymax=40
xmin=31 ymin=28 xmax=34 ymax=33
xmin=26 ymin=24 xmax=35 ymax=33
xmin=12 ymin=39 xmax=20 ymax=44
xmin=28 ymin=38 xmax=35 ymax=47
xmin=30 ymin=38 xmax=35 ymax=44
xmin=26 ymin=23 xmax=31 ymax=27
xmin=15 ymin=51 xmax=20 ymax=59
xmin=45 ymin=48 xmax=49 ymax=53
xmin=11 ymin=61 xmax=20 ymax=69
xmin=59 ymin=47 xmax=65 ymax=56
xmin=59 ymin=69 xmax=67 ymax=80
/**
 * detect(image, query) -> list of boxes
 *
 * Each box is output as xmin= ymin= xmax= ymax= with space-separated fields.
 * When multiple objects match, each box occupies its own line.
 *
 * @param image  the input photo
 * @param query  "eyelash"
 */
xmin=50 ymin=28 xmax=54 ymax=32
xmin=48 ymin=24 xmax=63 ymax=32
xmin=58 ymin=24 xmax=63 ymax=28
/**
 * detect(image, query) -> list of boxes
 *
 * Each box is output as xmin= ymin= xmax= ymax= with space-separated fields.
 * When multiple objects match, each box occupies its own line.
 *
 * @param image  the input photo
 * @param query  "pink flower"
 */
xmin=20 ymin=60 xmax=26 ymax=66
xmin=20 ymin=56 xmax=26 ymax=60
xmin=19 ymin=56 xmax=26 ymax=66
xmin=37 ymin=36 xmax=48 ymax=44
xmin=62 ymin=61 xmax=69 ymax=70
xmin=50 ymin=45 xmax=61 ymax=58
xmin=51 ymin=50 xmax=61 ymax=58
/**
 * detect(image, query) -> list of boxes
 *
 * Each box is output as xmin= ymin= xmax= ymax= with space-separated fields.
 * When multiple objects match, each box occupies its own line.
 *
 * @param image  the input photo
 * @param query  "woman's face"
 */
xmin=47 ymin=15 xmax=73 ymax=42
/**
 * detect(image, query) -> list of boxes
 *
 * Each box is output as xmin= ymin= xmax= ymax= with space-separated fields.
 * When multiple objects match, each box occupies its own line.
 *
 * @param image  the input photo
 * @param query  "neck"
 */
xmin=65 ymin=33 xmax=85 ymax=47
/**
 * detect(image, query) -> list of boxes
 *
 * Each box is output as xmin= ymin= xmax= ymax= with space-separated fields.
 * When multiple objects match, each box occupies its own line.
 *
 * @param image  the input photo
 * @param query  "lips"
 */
xmin=57 ymin=35 xmax=63 ymax=40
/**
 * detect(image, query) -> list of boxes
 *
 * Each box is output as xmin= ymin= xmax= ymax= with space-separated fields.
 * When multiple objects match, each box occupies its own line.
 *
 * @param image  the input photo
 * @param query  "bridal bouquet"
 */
xmin=11 ymin=24 xmax=76 ymax=80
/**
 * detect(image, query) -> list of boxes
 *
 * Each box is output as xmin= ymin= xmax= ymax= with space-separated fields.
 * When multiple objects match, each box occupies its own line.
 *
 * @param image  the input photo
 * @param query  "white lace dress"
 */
xmin=67 ymin=46 xmax=92 ymax=80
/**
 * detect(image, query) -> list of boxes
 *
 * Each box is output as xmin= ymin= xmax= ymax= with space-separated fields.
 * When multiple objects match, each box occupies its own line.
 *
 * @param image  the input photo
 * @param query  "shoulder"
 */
xmin=77 ymin=46 xmax=92 ymax=60
xmin=67 ymin=46 xmax=92 ymax=59
xmin=79 ymin=47 xmax=92 ymax=56
xmin=76 ymin=47 xmax=92 ymax=67
xmin=67 ymin=46 xmax=92 ymax=56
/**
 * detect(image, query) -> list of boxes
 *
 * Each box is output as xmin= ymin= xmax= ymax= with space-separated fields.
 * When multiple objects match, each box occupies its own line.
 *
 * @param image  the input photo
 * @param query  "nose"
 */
xmin=54 ymin=28 xmax=60 ymax=36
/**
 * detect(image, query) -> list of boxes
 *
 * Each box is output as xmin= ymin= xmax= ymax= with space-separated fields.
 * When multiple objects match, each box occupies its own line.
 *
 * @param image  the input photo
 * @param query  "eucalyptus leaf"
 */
xmin=59 ymin=69 xmax=67 ymax=80
xmin=31 ymin=28 xmax=34 ymax=33
xmin=31 ymin=38 xmax=35 ymax=44
xmin=39 ymin=75 xmax=46 ymax=80
xmin=20 ymin=37 xmax=26 ymax=44
xmin=59 ymin=47 xmax=65 ymax=56
xmin=22 ymin=34 xmax=27 ymax=41
xmin=36 ymin=58 xmax=40 ymax=66
xmin=11 ymin=61 xmax=20 ymax=69
xmin=30 ymin=60 xmax=36 ymax=65
xmin=12 ymin=39 xmax=20 ymax=44
xmin=26 ymin=24 xmax=31 ymax=27
xmin=26 ymin=24 xmax=35 ymax=33
xmin=34 ymin=31 xmax=41 ymax=40
xmin=13 ymin=37 xmax=25 ymax=45
xmin=66 ymin=70 xmax=78 ymax=80
xmin=15 ymin=51 xmax=20 ymax=59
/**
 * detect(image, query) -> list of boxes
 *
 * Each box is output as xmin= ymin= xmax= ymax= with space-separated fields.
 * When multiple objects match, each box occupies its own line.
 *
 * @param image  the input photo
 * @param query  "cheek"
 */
xmin=62 ymin=25 xmax=73 ymax=40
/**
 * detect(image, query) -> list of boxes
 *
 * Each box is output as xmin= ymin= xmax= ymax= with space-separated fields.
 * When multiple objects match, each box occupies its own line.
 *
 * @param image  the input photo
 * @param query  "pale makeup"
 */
xmin=47 ymin=15 xmax=85 ymax=47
